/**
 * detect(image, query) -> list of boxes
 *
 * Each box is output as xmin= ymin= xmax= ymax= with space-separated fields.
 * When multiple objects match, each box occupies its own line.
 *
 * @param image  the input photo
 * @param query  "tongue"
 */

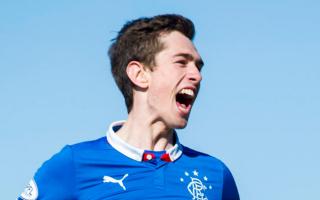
xmin=180 ymin=103 xmax=187 ymax=109
xmin=177 ymin=101 xmax=188 ymax=110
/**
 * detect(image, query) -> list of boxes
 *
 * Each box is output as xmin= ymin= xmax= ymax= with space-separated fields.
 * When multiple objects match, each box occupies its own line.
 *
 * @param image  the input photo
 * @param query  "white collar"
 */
xmin=106 ymin=120 xmax=183 ymax=162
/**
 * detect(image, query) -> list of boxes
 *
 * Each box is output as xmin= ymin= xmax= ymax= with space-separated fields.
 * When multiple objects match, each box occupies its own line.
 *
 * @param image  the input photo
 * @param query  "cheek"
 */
xmin=150 ymin=73 xmax=170 ymax=91
xmin=148 ymin=69 xmax=181 ymax=103
xmin=148 ymin=79 xmax=174 ymax=105
xmin=149 ymin=84 xmax=169 ymax=100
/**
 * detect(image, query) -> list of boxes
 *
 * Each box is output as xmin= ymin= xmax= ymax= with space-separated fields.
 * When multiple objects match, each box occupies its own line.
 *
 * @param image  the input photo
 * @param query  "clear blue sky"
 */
xmin=1 ymin=1 xmax=319 ymax=199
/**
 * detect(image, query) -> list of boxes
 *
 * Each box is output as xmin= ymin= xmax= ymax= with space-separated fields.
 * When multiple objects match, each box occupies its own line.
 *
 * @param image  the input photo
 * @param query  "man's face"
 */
xmin=146 ymin=31 xmax=203 ymax=129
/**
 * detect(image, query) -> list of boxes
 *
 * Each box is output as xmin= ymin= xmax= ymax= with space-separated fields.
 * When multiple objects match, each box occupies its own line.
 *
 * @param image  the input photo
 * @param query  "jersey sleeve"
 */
xmin=18 ymin=145 xmax=76 ymax=200
xmin=222 ymin=164 xmax=240 ymax=200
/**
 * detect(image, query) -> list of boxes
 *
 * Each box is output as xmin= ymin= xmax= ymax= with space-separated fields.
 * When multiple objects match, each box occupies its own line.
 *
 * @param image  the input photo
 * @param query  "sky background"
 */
xmin=1 ymin=1 xmax=319 ymax=199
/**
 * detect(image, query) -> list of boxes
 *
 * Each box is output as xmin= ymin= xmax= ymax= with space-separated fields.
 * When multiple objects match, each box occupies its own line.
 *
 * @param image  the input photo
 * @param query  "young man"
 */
xmin=19 ymin=14 xmax=239 ymax=200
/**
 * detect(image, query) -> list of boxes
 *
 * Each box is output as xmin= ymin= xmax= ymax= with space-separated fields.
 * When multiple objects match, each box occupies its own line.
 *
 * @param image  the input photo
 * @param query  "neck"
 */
xmin=116 ymin=109 xmax=174 ymax=151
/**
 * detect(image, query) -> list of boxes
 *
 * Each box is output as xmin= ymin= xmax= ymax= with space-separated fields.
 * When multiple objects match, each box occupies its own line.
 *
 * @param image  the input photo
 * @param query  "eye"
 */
xmin=175 ymin=60 xmax=187 ymax=65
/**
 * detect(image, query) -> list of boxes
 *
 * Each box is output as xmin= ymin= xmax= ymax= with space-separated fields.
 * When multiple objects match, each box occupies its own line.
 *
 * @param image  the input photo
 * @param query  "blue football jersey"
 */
xmin=19 ymin=121 xmax=239 ymax=200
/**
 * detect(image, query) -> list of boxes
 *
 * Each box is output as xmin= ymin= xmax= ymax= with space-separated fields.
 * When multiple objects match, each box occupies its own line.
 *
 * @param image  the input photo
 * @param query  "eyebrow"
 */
xmin=174 ymin=53 xmax=204 ymax=69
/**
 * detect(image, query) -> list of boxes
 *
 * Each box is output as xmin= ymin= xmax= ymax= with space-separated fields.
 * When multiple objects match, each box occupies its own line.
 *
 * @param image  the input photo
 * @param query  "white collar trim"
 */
xmin=106 ymin=120 xmax=183 ymax=162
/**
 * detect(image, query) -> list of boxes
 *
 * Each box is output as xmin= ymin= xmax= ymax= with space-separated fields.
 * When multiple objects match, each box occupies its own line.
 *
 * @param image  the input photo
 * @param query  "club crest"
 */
xmin=180 ymin=170 xmax=212 ymax=200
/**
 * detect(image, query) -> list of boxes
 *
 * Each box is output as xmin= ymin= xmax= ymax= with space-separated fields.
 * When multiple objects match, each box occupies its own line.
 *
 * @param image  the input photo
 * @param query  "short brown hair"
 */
xmin=108 ymin=14 xmax=195 ymax=112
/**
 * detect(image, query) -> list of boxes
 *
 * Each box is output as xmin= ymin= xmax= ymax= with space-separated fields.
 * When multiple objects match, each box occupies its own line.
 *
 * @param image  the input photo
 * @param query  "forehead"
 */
xmin=157 ymin=31 xmax=201 ymax=60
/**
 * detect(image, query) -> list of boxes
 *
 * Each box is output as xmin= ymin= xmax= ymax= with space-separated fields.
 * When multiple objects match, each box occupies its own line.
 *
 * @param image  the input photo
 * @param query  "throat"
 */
xmin=116 ymin=117 xmax=175 ymax=151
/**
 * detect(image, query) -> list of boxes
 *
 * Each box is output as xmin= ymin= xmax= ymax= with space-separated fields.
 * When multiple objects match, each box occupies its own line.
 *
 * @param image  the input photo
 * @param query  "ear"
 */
xmin=126 ymin=61 xmax=149 ymax=89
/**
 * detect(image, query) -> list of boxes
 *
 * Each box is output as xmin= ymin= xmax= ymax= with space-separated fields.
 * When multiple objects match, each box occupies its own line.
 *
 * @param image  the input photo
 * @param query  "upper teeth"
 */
xmin=179 ymin=89 xmax=194 ymax=97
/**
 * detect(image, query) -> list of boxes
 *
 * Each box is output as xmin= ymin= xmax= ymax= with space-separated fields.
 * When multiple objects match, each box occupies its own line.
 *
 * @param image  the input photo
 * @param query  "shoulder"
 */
xmin=37 ymin=137 xmax=107 ymax=167
xmin=182 ymin=145 xmax=237 ymax=178
xmin=68 ymin=136 xmax=108 ymax=151
xmin=20 ymin=137 xmax=108 ymax=199
xmin=181 ymin=145 xmax=240 ymax=199
xmin=181 ymin=145 xmax=237 ymax=184
xmin=181 ymin=145 xmax=226 ymax=168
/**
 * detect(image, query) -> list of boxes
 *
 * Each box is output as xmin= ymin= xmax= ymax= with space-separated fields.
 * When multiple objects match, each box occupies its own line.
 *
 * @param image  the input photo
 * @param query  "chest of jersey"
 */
xmin=74 ymin=156 xmax=223 ymax=200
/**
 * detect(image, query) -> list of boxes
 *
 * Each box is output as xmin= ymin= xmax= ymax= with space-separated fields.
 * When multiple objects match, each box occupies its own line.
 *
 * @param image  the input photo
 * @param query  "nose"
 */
xmin=187 ymin=65 xmax=202 ymax=84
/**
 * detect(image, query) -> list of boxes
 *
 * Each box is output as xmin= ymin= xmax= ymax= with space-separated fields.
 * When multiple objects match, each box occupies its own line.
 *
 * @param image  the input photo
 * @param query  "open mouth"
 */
xmin=175 ymin=88 xmax=195 ymax=113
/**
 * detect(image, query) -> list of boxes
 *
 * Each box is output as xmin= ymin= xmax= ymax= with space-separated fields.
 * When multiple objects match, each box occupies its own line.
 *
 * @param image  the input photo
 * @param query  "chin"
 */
xmin=175 ymin=124 xmax=188 ymax=129
xmin=172 ymin=118 xmax=189 ymax=129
